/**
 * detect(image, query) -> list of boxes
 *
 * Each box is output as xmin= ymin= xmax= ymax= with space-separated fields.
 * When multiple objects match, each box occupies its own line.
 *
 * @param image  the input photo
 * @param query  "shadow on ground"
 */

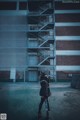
xmin=0 ymin=82 xmax=80 ymax=120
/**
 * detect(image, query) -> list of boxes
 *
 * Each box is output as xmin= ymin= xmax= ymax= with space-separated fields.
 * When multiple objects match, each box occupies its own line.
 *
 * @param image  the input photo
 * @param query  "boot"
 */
xmin=46 ymin=111 xmax=49 ymax=120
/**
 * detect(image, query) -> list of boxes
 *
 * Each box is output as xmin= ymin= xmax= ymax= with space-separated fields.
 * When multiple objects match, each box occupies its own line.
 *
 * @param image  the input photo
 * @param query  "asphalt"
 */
xmin=0 ymin=82 xmax=80 ymax=120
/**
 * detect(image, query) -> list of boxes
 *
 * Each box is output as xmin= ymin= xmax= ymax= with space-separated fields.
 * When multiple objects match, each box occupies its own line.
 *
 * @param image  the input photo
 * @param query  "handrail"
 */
xmin=38 ymin=56 xmax=50 ymax=65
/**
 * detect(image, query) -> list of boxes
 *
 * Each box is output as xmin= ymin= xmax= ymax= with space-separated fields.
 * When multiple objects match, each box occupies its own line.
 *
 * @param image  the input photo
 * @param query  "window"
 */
xmin=19 ymin=2 xmax=27 ymax=10
xmin=0 ymin=2 xmax=17 ymax=10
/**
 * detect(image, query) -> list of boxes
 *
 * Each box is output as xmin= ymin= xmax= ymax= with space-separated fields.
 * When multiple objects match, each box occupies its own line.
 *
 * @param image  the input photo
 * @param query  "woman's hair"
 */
xmin=40 ymin=72 xmax=45 ymax=81
xmin=42 ymin=72 xmax=45 ymax=76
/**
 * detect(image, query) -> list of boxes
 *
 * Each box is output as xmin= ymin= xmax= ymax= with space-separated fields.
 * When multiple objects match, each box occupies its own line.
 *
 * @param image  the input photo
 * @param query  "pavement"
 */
xmin=0 ymin=82 xmax=80 ymax=120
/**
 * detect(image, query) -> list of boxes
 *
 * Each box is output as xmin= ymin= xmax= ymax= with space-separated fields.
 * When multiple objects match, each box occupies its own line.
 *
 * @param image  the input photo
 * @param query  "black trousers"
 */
xmin=38 ymin=96 xmax=50 ymax=113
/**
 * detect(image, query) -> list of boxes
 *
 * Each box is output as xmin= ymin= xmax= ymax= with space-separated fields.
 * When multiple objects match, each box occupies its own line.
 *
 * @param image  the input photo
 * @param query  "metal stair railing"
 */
xmin=38 ymin=35 xmax=48 ymax=46
xmin=38 ymin=52 xmax=50 ymax=65
xmin=39 ymin=35 xmax=49 ymax=41
xmin=28 ymin=17 xmax=39 ymax=30
xmin=38 ymin=56 xmax=50 ymax=65
xmin=39 ymin=3 xmax=51 ymax=15
xmin=28 ymin=22 xmax=51 ymax=31
xmin=40 ymin=8 xmax=49 ymax=15
xmin=39 ymin=22 xmax=48 ymax=30
xmin=38 ymin=35 xmax=54 ymax=46
xmin=38 ymin=20 xmax=54 ymax=30
xmin=39 ymin=39 xmax=48 ymax=47
xmin=28 ymin=6 xmax=49 ymax=16
xmin=28 ymin=3 xmax=52 ymax=15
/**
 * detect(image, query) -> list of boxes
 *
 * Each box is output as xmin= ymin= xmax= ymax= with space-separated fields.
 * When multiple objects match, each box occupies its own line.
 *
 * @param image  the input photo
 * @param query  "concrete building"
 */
xmin=0 ymin=0 xmax=80 ymax=82
xmin=0 ymin=0 xmax=55 ymax=82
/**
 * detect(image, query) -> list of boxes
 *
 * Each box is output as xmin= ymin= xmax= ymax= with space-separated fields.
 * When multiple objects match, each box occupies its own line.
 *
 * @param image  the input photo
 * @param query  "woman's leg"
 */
xmin=46 ymin=98 xmax=50 ymax=111
xmin=45 ymin=98 xmax=50 ymax=119
xmin=38 ymin=96 xmax=45 ymax=114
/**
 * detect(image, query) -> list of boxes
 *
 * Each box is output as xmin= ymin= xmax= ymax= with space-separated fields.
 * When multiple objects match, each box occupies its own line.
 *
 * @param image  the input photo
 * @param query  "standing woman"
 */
xmin=38 ymin=72 xmax=51 ymax=120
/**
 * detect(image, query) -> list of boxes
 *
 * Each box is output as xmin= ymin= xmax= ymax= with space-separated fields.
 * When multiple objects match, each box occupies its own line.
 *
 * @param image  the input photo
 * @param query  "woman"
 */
xmin=38 ymin=72 xmax=51 ymax=119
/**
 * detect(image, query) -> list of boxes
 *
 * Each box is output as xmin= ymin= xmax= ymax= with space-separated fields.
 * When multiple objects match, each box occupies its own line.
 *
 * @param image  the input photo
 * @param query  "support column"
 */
xmin=24 ymin=70 xmax=26 ymax=82
xmin=10 ymin=68 xmax=16 ymax=82
xmin=17 ymin=1 xmax=19 ymax=10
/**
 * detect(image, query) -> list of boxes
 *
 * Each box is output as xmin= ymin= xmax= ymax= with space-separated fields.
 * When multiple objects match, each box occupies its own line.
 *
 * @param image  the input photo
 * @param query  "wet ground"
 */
xmin=0 ymin=82 xmax=80 ymax=120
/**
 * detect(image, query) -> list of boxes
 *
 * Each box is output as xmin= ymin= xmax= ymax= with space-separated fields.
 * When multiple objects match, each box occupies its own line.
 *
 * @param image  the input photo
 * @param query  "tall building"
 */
xmin=0 ymin=0 xmax=55 ymax=82
xmin=0 ymin=0 xmax=80 ymax=82
xmin=55 ymin=0 xmax=80 ymax=81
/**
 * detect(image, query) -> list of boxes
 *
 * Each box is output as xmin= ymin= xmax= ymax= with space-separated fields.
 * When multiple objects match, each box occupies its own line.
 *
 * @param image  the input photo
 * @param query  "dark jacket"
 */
xmin=39 ymin=75 xmax=51 ymax=97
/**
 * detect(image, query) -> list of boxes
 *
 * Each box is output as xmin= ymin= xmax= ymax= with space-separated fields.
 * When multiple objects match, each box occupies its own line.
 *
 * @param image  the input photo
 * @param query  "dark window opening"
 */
xmin=19 ymin=2 xmax=27 ymax=10
xmin=0 ymin=2 xmax=17 ymax=10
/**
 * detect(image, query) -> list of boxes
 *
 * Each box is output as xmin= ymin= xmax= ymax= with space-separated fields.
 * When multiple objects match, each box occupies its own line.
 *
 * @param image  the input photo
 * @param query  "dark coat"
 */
xmin=39 ymin=75 xmax=51 ymax=97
